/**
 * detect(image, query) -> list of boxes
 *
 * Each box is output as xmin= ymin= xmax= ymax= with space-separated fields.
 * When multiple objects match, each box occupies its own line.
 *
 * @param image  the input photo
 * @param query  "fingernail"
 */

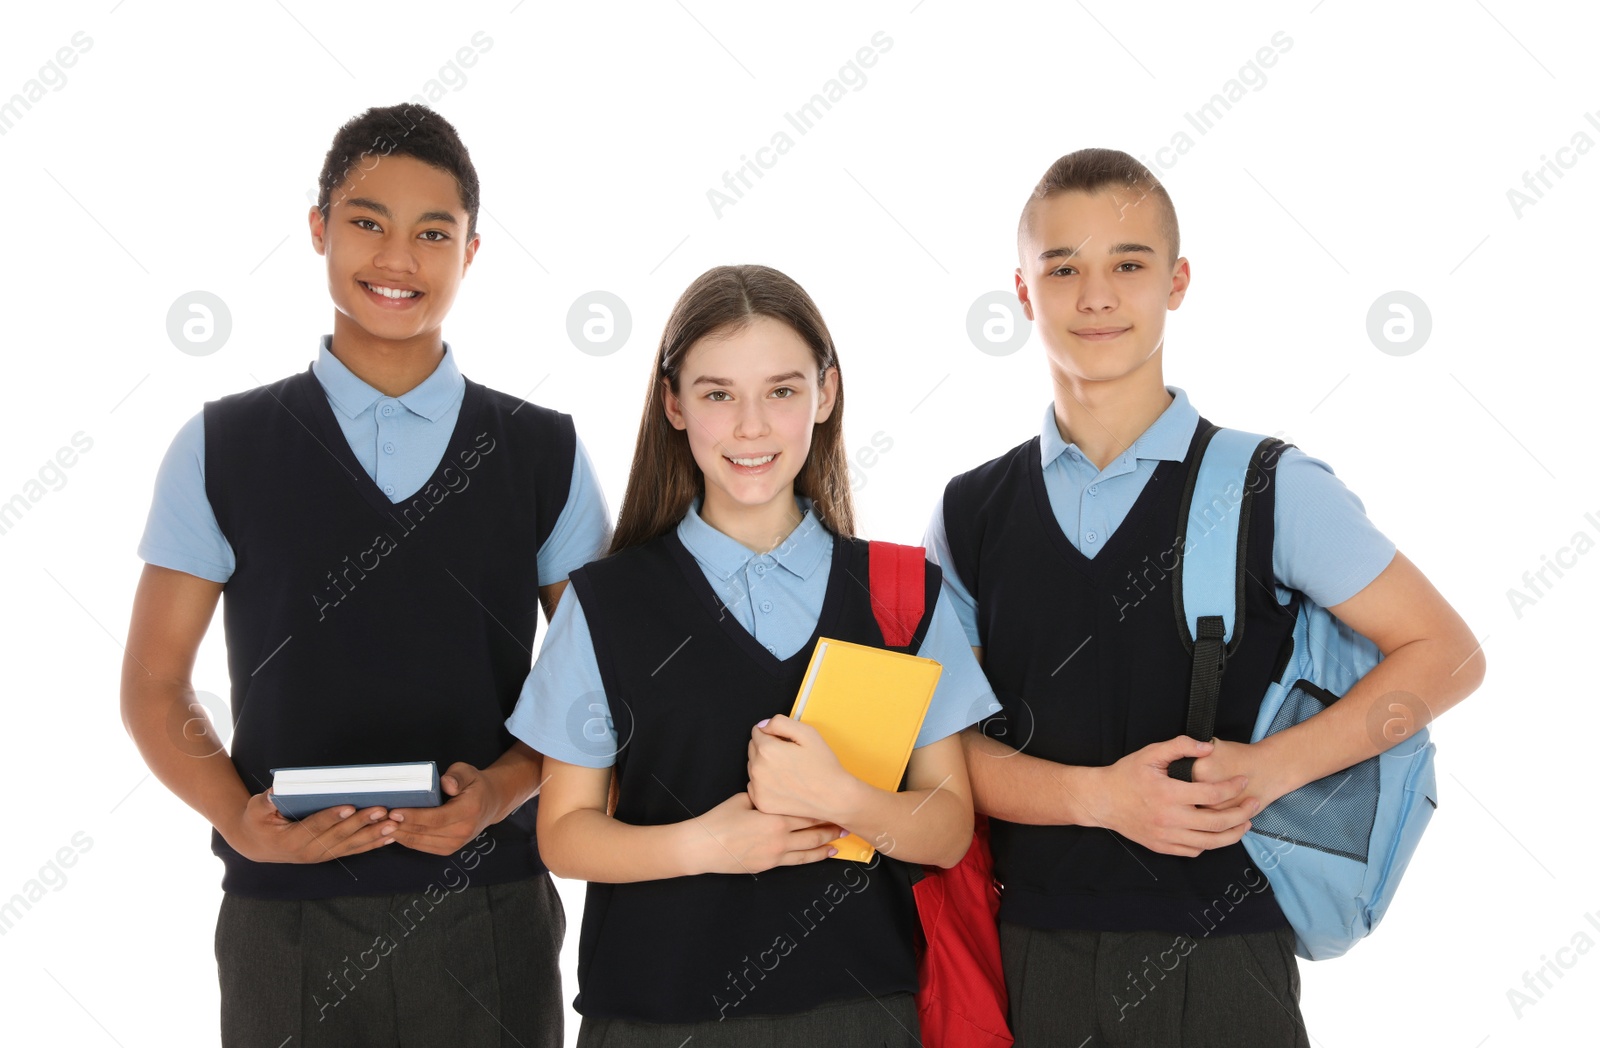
xmin=838 ymin=829 xmax=849 ymax=838
xmin=756 ymin=718 xmax=770 ymax=728
xmin=828 ymin=847 xmax=838 ymax=857
xmin=370 ymin=810 xmax=385 ymax=820
xmin=340 ymin=808 xmax=354 ymax=819
xmin=380 ymin=824 xmax=395 ymax=836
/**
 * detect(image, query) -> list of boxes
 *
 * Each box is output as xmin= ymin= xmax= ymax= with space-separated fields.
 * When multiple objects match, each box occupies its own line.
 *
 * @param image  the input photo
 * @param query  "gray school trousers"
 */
xmin=575 ymin=991 xmax=921 ymax=1048
xmin=215 ymin=873 xmax=564 ymax=1048
xmin=1001 ymin=922 xmax=1312 ymax=1048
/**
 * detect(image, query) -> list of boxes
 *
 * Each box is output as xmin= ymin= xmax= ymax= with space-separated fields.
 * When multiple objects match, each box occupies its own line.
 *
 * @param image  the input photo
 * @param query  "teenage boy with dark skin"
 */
xmin=121 ymin=105 xmax=607 ymax=1047
xmin=930 ymin=149 xmax=1485 ymax=1046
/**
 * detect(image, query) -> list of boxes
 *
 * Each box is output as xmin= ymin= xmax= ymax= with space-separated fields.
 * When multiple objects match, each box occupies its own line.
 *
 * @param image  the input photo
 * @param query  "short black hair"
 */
xmin=316 ymin=104 xmax=480 ymax=240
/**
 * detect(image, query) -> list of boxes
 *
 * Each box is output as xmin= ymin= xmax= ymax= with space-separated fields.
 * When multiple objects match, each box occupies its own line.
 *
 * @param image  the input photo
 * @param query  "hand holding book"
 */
xmin=225 ymin=788 xmax=400 ymax=865
xmin=748 ymin=638 xmax=942 ymax=861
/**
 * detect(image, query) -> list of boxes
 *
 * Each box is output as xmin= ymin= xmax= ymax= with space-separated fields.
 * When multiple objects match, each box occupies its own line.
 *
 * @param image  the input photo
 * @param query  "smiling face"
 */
xmin=308 ymin=153 xmax=479 ymax=352
xmin=662 ymin=315 xmax=838 ymax=541
xmin=1016 ymin=188 xmax=1190 ymax=389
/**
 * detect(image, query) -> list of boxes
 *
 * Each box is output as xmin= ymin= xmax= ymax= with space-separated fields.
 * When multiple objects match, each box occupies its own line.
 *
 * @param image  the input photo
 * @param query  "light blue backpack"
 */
xmin=1167 ymin=425 xmax=1437 ymax=961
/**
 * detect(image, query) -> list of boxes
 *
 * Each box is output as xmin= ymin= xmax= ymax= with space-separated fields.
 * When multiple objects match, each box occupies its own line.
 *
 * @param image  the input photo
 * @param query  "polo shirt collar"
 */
xmin=677 ymin=496 xmax=832 ymax=581
xmin=1038 ymin=386 xmax=1200 ymax=470
xmin=312 ymin=335 xmax=465 ymax=422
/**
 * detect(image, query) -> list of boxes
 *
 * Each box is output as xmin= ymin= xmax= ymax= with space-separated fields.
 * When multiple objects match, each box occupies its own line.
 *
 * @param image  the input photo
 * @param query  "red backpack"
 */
xmin=869 ymin=541 xmax=1014 ymax=1048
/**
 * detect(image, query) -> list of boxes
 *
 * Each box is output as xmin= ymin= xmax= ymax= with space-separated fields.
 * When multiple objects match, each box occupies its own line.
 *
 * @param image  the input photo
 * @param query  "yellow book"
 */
xmin=788 ymin=637 xmax=943 ymax=861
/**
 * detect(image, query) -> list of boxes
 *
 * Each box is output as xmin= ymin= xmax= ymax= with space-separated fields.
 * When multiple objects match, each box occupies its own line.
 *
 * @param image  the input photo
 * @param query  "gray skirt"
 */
xmin=576 ymin=990 xmax=920 ymax=1048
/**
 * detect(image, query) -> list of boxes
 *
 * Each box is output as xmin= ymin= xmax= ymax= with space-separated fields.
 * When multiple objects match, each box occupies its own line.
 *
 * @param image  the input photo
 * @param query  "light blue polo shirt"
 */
xmin=925 ymin=387 xmax=1397 ymax=644
xmin=138 ymin=336 xmax=611 ymax=586
xmin=506 ymin=497 xmax=1001 ymax=768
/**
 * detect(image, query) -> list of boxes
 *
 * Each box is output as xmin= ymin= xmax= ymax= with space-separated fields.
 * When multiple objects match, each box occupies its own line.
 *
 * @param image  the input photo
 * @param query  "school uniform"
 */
xmin=505 ymin=497 xmax=1000 ymax=1046
xmin=926 ymin=387 xmax=1396 ymax=1048
xmin=138 ymin=337 xmax=610 ymax=1047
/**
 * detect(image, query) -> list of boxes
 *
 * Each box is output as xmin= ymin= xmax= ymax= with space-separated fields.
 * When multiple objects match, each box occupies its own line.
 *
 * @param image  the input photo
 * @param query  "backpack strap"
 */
xmin=867 ymin=540 xmax=928 ymax=648
xmin=1167 ymin=426 xmax=1282 ymax=781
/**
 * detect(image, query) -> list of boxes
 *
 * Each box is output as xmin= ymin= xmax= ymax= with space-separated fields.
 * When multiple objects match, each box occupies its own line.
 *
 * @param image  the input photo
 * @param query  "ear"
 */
xmin=1014 ymin=268 xmax=1033 ymax=321
xmin=1167 ymin=257 xmax=1191 ymax=310
xmin=309 ymin=205 xmax=328 ymax=256
xmin=461 ymin=232 xmax=481 ymax=275
xmin=814 ymin=366 xmax=839 ymax=425
xmin=662 ymin=376 xmax=688 ymax=431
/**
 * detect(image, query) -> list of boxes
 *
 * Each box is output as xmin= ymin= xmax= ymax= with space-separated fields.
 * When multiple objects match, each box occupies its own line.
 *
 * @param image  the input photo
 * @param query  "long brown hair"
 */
xmin=609 ymin=264 xmax=854 ymax=554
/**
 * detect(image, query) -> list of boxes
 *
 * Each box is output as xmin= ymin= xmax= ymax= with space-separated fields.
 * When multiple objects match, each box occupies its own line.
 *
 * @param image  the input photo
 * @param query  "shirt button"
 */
xmin=1086 ymin=531 xmax=1098 ymax=543
xmin=760 ymin=600 xmax=773 ymax=613
xmin=766 ymin=644 xmax=776 ymax=654
xmin=383 ymin=441 xmax=396 ymax=454
xmin=383 ymin=484 xmax=395 ymax=496
xmin=381 ymin=404 xmax=394 ymax=417
xmin=754 ymin=564 xmax=767 ymax=576
xmin=1088 ymin=485 xmax=1098 ymax=496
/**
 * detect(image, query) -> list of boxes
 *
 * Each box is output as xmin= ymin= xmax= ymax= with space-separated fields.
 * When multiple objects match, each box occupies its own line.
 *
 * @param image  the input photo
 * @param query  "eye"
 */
xmin=419 ymin=230 xmax=450 ymax=242
xmin=1116 ymin=261 xmax=1143 ymax=272
xmin=770 ymin=386 xmax=796 ymax=399
xmin=354 ymin=218 xmax=381 ymax=232
xmin=706 ymin=390 xmax=731 ymax=402
xmin=1051 ymin=265 xmax=1077 ymax=277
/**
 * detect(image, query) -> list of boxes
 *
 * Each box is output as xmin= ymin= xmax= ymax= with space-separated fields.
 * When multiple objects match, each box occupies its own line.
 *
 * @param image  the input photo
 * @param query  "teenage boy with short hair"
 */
xmin=929 ymin=148 xmax=1484 ymax=1046
xmin=121 ymin=104 xmax=608 ymax=1047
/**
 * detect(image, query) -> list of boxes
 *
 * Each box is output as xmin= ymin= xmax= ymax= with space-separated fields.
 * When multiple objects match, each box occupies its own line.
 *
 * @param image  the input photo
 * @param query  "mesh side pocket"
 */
xmin=1250 ymin=681 xmax=1380 ymax=863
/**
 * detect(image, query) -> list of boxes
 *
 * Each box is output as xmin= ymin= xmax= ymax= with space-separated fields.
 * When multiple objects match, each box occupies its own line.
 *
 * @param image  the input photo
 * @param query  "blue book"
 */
xmin=269 ymin=761 xmax=441 ymax=819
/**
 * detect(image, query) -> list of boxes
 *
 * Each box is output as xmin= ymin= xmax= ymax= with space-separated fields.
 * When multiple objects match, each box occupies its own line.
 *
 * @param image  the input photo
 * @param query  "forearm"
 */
xmin=120 ymin=671 xmax=250 ymax=838
xmin=961 ymin=728 xmax=1104 ymax=828
xmin=477 ymin=741 xmax=546 ymax=824
xmin=1262 ymin=635 xmax=1483 ymax=794
xmin=538 ymin=807 xmax=699 ymax=883
xmin=829 ymin=776 xmax=973 ymax=868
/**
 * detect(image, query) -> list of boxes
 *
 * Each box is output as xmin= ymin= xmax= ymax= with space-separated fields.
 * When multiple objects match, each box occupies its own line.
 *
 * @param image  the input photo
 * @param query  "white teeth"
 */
xmin=730 ymin=454 xmax=775 ymax=467
xmin=364 ymin=282 xmax=418 ymax=299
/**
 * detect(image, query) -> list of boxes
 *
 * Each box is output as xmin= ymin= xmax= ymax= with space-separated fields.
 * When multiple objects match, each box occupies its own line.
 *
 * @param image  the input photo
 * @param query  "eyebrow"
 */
xmin=690 ymin=370 xmax=809 ymax=387
xmin=1039 ymin=242 xmax=1155 ymax=262
xmin=344 ymin=197 xmax=460 ymax=226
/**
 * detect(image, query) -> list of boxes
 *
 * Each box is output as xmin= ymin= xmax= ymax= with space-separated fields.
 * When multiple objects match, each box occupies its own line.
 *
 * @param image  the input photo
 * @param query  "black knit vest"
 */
xmin=566 ymin=531 xmax=940 ymax=1022
xmin=943 ymin=417 xmax=1297 ymax=935
xmin=203 ymin=366 xmax=574 ymax=899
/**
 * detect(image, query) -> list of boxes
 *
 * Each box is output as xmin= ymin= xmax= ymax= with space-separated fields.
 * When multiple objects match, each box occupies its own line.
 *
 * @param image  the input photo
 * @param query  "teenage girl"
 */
xmin=505 ymin=264 xmax=998 ymax=1046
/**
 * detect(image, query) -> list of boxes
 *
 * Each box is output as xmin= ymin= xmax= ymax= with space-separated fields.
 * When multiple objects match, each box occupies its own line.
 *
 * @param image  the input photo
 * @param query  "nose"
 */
xmin=732 ymin=396 xmax=770 ymax=440
xmin=1076 ymin=267 xmax=1118 ymax=313
xmin=372 ymin=231 xmax=419 ymax=274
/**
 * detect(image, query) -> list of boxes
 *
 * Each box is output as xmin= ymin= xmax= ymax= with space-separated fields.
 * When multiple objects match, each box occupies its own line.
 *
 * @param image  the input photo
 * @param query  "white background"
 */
xmin=1 ymin=1 xmax=1595 ymax=1045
